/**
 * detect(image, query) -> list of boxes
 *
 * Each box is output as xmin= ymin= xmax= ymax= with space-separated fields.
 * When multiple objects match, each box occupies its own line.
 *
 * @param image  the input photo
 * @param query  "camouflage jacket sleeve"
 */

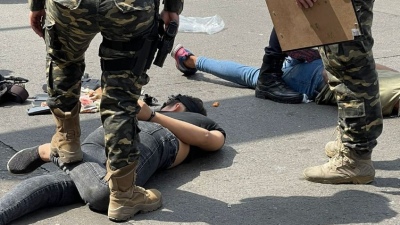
xmin=163 ymin=0 xmax=184 ymax=14
xmin=29 ymin=0 xmax=45 ymax=11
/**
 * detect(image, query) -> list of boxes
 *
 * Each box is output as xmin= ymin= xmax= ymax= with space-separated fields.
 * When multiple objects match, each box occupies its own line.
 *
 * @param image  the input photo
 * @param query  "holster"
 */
xmin=100 ymin=17 xmax=161 ymax=76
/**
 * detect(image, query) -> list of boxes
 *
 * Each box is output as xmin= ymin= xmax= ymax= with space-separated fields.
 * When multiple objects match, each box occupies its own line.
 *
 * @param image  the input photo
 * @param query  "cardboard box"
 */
xmin=265 ymin=0 xmax=360 ymax=51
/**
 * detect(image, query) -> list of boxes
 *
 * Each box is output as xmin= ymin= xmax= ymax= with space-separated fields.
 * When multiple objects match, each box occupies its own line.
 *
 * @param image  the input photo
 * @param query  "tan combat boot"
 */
xmin=325 ymin=141 xmax=341 ymax=158
xmin=303 ymin=149 xmax=375 ymax=184
xmin=325 ymin=126 xmax=341 ymax=158
xmin=105 ymin=161 xmax=162 ymax=222
xmin=50 ymin=103 xmax=83 ymax=163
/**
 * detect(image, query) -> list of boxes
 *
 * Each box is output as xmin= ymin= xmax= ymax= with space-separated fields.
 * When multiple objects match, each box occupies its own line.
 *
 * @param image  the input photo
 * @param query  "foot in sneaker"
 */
xmin=7 ymin=146 xmax=46 ymax=175
xmin=171 ymin=44 xmax=197 ymax=75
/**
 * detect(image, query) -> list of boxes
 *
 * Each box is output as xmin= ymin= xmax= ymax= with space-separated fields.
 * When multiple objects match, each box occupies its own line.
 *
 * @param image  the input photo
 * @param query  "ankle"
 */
xmin=183 ymin=56 xmax=196 ymax=69
xmin=38 ymin=144 xmax=51 ymax=162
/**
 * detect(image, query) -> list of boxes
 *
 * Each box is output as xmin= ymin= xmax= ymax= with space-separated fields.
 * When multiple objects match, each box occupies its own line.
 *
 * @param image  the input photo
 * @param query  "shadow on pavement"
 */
xmin=374 ymin=158 xmax=400 ymax=171
xmin=134 ymin=189 xmax=397 ymax=225
xmin=135 ymin=147 xmax=399 ymax=224
xmin=0 ymin=26 xmax=32 ymax=32
xmin=185 ymin=72 xmax=250 ymax=89
xmin=11 ymin=204 xmax=84 ymax=225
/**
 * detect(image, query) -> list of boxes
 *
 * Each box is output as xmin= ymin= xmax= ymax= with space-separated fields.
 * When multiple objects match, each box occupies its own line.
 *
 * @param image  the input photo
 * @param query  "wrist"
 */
xmin=146 ymin=110 xmax=156 ymax=121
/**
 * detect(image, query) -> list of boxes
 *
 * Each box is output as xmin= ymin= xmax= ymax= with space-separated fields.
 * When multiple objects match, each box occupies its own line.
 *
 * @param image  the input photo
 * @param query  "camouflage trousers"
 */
xmin=45 ymin=0 xmax=156 ymax=169
xmin=319 ymin=0 xmax=383 ymax=158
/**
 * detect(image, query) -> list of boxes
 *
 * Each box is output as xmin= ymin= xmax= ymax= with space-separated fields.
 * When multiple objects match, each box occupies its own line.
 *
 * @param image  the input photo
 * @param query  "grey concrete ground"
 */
xmin=1 ymin=0 xmax=400 ymax=224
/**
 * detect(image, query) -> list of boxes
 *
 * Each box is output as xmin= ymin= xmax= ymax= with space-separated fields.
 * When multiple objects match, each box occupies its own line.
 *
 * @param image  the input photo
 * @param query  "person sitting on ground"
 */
xmin=171 ymin=44 xmax=400 ymax=117
xmin=1 ymin=95 xmax=226 ymax=225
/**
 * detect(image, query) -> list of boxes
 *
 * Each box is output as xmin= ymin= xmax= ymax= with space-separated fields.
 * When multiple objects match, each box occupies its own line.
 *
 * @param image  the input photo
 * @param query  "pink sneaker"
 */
xmin=171 ymin=44 xmax=198 ymax=75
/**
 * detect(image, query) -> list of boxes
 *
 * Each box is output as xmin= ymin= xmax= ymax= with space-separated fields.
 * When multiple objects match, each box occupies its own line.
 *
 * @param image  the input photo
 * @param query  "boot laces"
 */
xmin=66 ymin=130 xmax=76 ymax=140
xmin=134 ymin=186 xmax=150 ymax=196
xmin=330 ymin=151 xmax=355 ymax=170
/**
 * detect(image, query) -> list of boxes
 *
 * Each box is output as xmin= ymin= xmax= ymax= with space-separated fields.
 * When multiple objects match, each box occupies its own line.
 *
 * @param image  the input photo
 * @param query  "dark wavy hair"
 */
xmin=161 ymin=94 xmax=207 ymax=116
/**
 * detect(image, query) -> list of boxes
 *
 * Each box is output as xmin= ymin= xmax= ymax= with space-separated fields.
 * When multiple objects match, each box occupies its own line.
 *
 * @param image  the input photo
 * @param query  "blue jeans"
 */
xmin=0 ymin=122 xmax=178 ymax=224
xmin=195 ymin=56 xmax=325 ymax=100
xmin=0 ymin=171 xmax=81 ymax=225
xmin=282 ymin=58 xmax=325 ymax=100
xmin=56 ymin=122 xmax=179 ymax=212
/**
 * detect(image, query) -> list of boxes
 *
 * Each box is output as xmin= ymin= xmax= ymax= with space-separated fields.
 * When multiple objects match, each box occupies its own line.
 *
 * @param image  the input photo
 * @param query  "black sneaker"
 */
xmin=7 ymin=146 xmax=46 ymax=175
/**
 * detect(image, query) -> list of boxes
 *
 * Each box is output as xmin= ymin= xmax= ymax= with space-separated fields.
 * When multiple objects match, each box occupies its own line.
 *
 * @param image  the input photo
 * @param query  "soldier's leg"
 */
xmin=45 ymin=0 xmax=99 ymax=163
xmin=98 ymin=1 xmax=161 ymax=221
xmin=255 ymin=28 xmax=304 ymax=104
xmin=303 ymin=0 xmax=383 ymax=184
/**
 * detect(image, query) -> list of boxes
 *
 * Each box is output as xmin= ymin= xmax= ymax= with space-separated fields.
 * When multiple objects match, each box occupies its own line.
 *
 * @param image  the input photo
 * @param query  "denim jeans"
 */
xmin=0 ymin=122 xmax=178 ymax=224
xmin=0 ymin=171 xmax=81 ymax=225
xmin=195 ymin=56 xmax=325 ymax=100
xmin=282 ymin=58 xmax=325 ymax=100
xmin=56 ymin=121 xmax=179 ymax=212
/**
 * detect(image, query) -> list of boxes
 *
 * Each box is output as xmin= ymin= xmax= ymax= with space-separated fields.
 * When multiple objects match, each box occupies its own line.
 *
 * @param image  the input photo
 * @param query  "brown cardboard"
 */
xmin=265 ymin=0 xmax=360 ymax=51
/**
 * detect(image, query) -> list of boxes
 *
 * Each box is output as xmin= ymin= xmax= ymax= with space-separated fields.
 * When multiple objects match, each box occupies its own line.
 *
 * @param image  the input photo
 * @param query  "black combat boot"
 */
xmin=255 ymin=54 xmax=304 ymax=104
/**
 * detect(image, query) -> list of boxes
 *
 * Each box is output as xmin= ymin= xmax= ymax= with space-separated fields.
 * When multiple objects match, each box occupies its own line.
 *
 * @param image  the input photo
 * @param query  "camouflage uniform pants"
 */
xmin=45 ymin=0 xmax=155 ymax=169
xmin=319 ymin=0 xmax=383 ymax=158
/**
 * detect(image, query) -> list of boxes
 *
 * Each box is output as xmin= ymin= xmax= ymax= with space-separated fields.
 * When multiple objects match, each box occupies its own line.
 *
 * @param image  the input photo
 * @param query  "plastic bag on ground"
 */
xmin=178 ymin=15 xmax=225 ymax=35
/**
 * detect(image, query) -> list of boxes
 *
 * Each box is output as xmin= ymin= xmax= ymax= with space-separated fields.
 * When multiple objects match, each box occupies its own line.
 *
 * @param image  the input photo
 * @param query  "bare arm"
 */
xmin=137 ymin=100 xmax=225 ymax=151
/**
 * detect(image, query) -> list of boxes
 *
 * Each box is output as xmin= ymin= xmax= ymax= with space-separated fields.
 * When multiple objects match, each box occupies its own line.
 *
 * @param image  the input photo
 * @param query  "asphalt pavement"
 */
xmin=1 ymin=0 xmax=400 ymax=224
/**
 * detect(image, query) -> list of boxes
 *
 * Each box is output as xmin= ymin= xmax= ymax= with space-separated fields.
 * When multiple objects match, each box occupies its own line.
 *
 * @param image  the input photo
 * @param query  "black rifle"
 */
xmin=153 ymin=20 xmax=178 ymax=67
